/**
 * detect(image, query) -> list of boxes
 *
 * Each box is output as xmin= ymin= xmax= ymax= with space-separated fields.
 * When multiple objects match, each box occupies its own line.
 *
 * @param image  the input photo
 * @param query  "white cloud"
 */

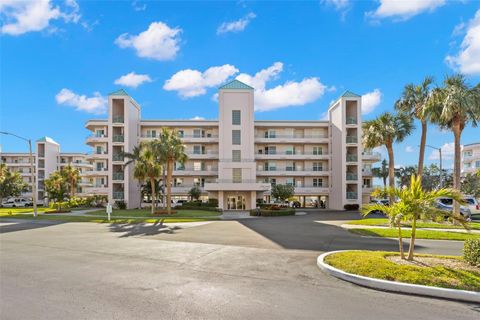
xmin=428 ymin=142 xmax=455 ymax=160
xmin=217 ymin=12 xmax=256 ymax=34
xmin=114 ymin=72 xmax=152 ymax=88
xmin=115 ymin=21 xmax=181 ymax=61
xmin=236 ymin=62 xmax=327 ymax=111
xmin=322 ymin=0 xmax=350 ymax=11
xmin=320 ymin=112 xmax=329 ymax=121
xmin=55 ymin=88 xmax=107 ymax=114
xmin=446 ymin=10 xmax=480 ymax=75
xmin=405 ymin=145 xmax=415 ymax=153
xmin=190 ymin=116 xmax=205 ymax=120
xmin=361 ymin=89 xmax=382 ymax=114
xmin=131 ymin=1 xmax=146 ymax=11
xmin=366 ymin=0 xmax=445 ymax=21
xmin=164 ymin=65 xmax=239 ymax=98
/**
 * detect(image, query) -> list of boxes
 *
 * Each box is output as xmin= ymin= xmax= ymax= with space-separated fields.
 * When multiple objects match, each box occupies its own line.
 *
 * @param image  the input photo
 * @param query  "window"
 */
xmin=286 ymin=178 xmax=295 ymax=186
xmin=193 ymin=178 xmax=205 ymax=187
xmin=177 ymin=130 xmax=184 ymax=138
xmin=95 ymin=129 xmax=105 ymax=137
xmin=363 ymin=179 xmax=371 ymax=188
xmin=193 ymin=129 xmax=204 ymax=138
xmin=232 ymin=110 xmax=241 ymax=125
xmin=464 ymin=151 xmax=473 ymax=157
xmin=96 ymin=162 xmax=103 ymax=171
xmin=96 ymin=146 xmax=102 ymax=154
xmin=313 ymin=178 xmax=323 ymax=187
xmin=193 ymin=145 xmax=204 ymax=154
xmin=232 ymin=150 xmax=241 ymax=162
xmin=285 ymin=146 xmax=295 ymax=155
xmin=464 ymin=162 xmax=471 ymax=168
xmin=232 ymin=168 xmax=242 ymax=183
xmin=146 ymin=130 xmax=156 ymax=138
xmin=232 ymin=130 xmax=241 ymax=145
xmin=265 ymin=146 xmax=276 ymax=155
xmin=313 ymin=146 xmax=322 ymax=155
xmin=476 ymin=161 xmax=480 ymax=168
xmin=267 ymin=130 xmax=276 ymax=138
xmin=313 ymin=162 xmax=322 ymax=171
xmin=193 ymin=162 xmax=203 ymax=171
xmin=265 ymin=162 xmax=276 ymax=171
xmin=286 ymin=162 xmax=296 ymax=171
xmin=174 ymin=178 xmax=183 ymax=186
xmin=175 ymin=162 xmax=185 ymax=170
xmin=270 ymin=178 xmax=276 ymax=186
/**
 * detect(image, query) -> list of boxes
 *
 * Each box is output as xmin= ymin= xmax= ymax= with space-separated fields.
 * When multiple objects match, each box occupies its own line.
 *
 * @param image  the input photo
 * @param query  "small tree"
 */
xmin=461 ymin=173 xmax=480 ymax=198
xmin=271 ymin=184 xmax=295 ymax=203
xmin=44 ymin=171 xmax=69 ymax=211
xmin=188 ymin=186 xmax=201 ymax=201
xmin=0 ymin=164 xmax=28 ymax=203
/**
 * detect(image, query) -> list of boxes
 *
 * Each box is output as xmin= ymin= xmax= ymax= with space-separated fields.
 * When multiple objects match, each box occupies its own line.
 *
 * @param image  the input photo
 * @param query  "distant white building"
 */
xmin=462 ymin=142 xmax=480 ymax=175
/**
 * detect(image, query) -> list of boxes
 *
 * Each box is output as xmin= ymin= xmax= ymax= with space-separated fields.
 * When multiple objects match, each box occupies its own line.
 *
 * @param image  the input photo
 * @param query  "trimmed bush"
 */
xmin=250 ymin=208 xmax=295 ymax=217
xmin=115 ymin=200 xmax=127 ymax=210
xmin=464 ymin=239 xmax=480 ymax=267
xmin=46 ymin=201 xmax=71 ymax=213
xmin=344 ymin=204 xmax=359 ymax=211
xmin=208 ymin=198 xmax=218 ymax=206
xmin=176 ymin=206 xmax=222 ymax=212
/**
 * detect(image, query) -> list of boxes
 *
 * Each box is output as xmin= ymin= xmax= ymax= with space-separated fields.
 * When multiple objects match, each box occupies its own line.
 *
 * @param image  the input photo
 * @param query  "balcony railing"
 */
xmin=346 ymin=117 xmax=357 ymax=125
xmin=112 ymin=172 xmax=124 ymax=180
xmin=346 ymin=192 xmax=358 ymax=199
xmin=113 ymin=192 xmax=124 ymax=199
xmin=255 ymin=134 xmax=328 ymax=139
xmin=346 ymin=154 xmax=358 ymax=162
xmin=112 ymin=154 xmax=124 ymax=161
xmin=112 ymin=116 xmax=124 ymax=124
xmin=346 ymin=173 xmax=358 ymax=180
xmin=113 ymin=135 xmax=124 ymax=142
xmin=346 ymin=136 xmax=358 ymax=143
xmin=214 ymin=179 xmax=260 ymax=184
xmin=258 ymin=167 xmax=327 ymax=172
xmin=174 ymin=167 xmax=218 ymax=172
xmin=187 ymin=151 xmax=219 ymax=155
xmin=219 ymin=159 xmax=255 ymax=163
xmin=256 ymin=151 xmax=326 ymax=156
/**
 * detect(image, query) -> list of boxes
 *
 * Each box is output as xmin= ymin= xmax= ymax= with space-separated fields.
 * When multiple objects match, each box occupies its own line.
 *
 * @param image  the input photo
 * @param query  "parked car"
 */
xmin=367 ymin=199 xmax=390 ymax=215
xmin=435 ymin=200 xmax=472 ymax=221
xmin=175 ymin=200 xmax=187 ymax=206
xmin=1 ymin=198 xmax=32 ymax=208
xmin=463 ymin=196 xmax=480 ymax=215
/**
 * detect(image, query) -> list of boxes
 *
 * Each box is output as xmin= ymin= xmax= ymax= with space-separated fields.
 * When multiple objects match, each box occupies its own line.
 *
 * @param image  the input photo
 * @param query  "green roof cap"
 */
xmin=219 ymin=79 xmax=254 ymax=90
xmin=36 ymin=136 xmax=59 ymax=145
xmin=109 ymin=89 xmax=129 ymax=96
xmin=341 ymin=90 xmax=361 ymax=98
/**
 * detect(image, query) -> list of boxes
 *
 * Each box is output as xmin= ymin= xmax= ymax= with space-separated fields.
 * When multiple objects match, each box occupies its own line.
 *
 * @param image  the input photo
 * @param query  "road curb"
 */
xmin=317 ymin=250 xmax=480 ymax=303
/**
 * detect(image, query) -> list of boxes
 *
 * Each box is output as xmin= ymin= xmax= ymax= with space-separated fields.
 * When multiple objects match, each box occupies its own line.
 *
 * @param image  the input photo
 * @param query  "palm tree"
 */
xmin=363 ymin=112 xmax=414 ymax=203
xmin=159 ymin=128 xmax=187 ymax=214
xmin=60 ymin=165 xmax=80 ymax=198
xmin=425 ymin=74 xmax=480 ymax=215
xmin=363 ymin=176 xmax=467 ymax=261
xmin=124 ymin=142 xmax=162 ymax=214
xmin=394 ymin=165 xmax=417 ymax=188
xmin=372 ymin=159 xmax=389 ymax=190
xmin=395 ymin=76 xmax=434 ymax=177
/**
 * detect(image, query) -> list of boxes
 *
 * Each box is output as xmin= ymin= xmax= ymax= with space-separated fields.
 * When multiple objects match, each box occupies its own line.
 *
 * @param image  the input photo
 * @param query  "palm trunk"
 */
xmin=397 ymin=221 xmax=405 ymax=259
xmin=418 ymin=120 xmax=427 ymax=178
xmin=166 ymin=159 xmax=173 ymax=214
xmin=407 ymin=216 xmax=416 ymax=260
xmin=452 ymin=120 xmax=462 ymax=217
xmin=150 ymin=177 xmax=156 ymax=215
xmin=386 ymin=143 xmax=395 ymax=204
xmin=162 ymin=168 xmax=166 ymax=210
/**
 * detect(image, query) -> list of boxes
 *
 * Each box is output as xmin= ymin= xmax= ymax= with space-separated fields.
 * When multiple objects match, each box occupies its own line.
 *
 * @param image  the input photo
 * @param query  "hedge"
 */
xmin=250 ymin=208 xmax=295 ymax=217
xmin=464 ymin=239 xmax=480 ymax=267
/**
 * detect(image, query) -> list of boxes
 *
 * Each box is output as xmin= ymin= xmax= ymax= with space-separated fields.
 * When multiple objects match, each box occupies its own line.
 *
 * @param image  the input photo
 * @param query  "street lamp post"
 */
xmin=0 ymin=131 xmax=38 ymax=217
xmin=425 ymin=144 xmax=443 ymax=188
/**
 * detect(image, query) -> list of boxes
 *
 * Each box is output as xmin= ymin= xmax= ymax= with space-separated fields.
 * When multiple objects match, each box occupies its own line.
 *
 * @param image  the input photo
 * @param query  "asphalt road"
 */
xmin=0 ymin=211 xmax=478 ymax=319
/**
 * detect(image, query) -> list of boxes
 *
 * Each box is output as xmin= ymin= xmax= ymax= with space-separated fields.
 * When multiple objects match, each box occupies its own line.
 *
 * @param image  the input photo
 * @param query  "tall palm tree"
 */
xmin=60 ymin=165 xmax=81 ymax=198
xmin=395 ymin=76 xmax=434 ymax=177
xmin=363 ymin=112 xmax=414 ymax=203
xmin=372 ymin=159 xmax=389 ymax=190
xmin=159 ymin=128 xmax=187 ymax=214
xmin=124 ymin=142 xmax=162 ymax=214
xmin=425 ymin=74 xmax=480 ymax=215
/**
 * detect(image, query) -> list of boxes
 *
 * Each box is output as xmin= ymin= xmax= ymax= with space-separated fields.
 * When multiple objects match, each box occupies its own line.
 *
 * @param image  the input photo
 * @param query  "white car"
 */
xmin=463 ymin=196 xmax=480 ymax=215
xmin=1 ymin=198 xmax=32 ymax=208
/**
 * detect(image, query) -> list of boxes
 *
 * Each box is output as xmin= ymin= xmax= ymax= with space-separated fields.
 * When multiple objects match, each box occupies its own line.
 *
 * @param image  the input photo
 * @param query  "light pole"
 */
xmin=425 ymin=144 xmax=443 ymax=188
xmin=0 ymin=131 xmax=38 ymax=217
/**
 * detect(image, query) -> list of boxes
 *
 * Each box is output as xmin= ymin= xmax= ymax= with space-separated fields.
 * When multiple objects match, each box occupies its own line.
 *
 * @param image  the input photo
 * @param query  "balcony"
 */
xmin=346 ymin=173 xmax=358 ymax=180
xmin=346 ymin=192 xmax=358 ymax=199
xmin=112 ymin=154 xmax=124 ymax=162
xmin=86 ymin=134 xmax=107 ymax=145
xmin=290 ymin=186 xmax=330 ymax=195
xmin=255 ymin=134 xmax=328 ymax=144
xmin=346 ymin=154 xmax=358 ymax=162
xmin=362 ymin=151 xmax=382 ymax=161
xmin=84 ymin=168 xmax=108 ymax=176
xmin=346 ymin=136 xmax=358 ymax=144
xmin=112 ymin=116 xmax=124 ymax=124
xmin=186 ymin=151 xmax=219 ymax=159
xmin=113 ymin=191 xmax=124 ymax=200
xmin=362 ymin=185 xmax=374 ymax=193
xmin=362 ymin=168 xmax=372 ymax=176
xmin=204 ymin=180 xmax=271 ymax=192
xmin=113 ymin=135 xmax=125 ymax=143
xmin=112 ymin=172 xmax=124 ymax=180
xmin=84 ymin=185 xmax=108 ymax=195
xmin=255 ymin=151 xmax=329 ymax=160
xmin=256 ymin=168 xmax=329 ymax=176
xmin=173 ymin=167 xmax=218 ymax=176
xmin=346 ymin=117 xmax=358 ymax=125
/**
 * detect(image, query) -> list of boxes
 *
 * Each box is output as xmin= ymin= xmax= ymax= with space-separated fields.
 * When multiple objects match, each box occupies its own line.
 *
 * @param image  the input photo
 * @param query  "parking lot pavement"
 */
xmin=0 ymin=214 xmax=476 ymax=320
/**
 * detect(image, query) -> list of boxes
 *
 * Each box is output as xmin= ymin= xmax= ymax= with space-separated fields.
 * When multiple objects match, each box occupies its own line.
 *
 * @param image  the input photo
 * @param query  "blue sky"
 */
xmin=1 ymin=0 xmax=479 ymax=171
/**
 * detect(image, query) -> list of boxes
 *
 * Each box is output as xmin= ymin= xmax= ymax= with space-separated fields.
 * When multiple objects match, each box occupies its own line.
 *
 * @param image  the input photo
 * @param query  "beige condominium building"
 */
xmin=84 ymin=80 xmax=381 ymax=210
xmin=462 ymin=142 xmax=480 ymax=175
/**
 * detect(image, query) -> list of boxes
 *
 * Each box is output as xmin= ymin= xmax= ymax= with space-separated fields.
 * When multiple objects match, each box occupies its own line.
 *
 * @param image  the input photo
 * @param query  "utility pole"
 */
xmin=426 ymin=144 xmax=443 ymax=188
xmin=1 ymin=131 xmax=38 ymax=217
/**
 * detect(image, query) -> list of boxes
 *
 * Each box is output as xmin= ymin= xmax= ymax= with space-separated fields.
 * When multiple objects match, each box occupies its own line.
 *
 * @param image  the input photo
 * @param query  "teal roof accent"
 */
xmin=109 ymin=89 xmax=129 ymax=96
xmin=36 ymin=136 xmax=59 ymax=145
xmin=219 ymin=79 xmax=254 ymax=90
xmin=341 ymin=90 xmax=361 ymax=98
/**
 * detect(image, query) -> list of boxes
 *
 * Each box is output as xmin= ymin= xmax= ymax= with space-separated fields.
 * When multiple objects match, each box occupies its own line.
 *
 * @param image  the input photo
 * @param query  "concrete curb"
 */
xmin=317 ymin=250 xmax=480 ymax=303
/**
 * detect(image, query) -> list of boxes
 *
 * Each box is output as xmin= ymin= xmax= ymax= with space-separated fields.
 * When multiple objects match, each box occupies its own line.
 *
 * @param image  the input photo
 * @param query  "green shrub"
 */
xmin=180 ymin=201 xmax=217 ymax=208
xmin=176 ymin=205 xmax=221 ymax=212
xmin=115 ymin=200 xmax=127 ymax=210
xmin=250 ymin=208 xmax=295 ymax=217
xmin=208 ymin=198 xmax=218 ymax=206
xmin=464 ymin=239 xmax=480 ymax=267
xmin=48 ymin=201 xmax=71 ymax=212
xmin=344 ymin=204 xmax=360 ymax=210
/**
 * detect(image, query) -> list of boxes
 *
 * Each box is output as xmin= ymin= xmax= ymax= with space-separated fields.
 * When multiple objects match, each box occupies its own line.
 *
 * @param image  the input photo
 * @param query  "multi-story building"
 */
xmin=85 ymin=80 xmax=381 ymax=210
xmin=462 ymin=142 xmax=480 ymax=175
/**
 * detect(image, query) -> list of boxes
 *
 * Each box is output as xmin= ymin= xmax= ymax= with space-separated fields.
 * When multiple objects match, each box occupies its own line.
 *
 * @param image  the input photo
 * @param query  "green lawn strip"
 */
xmin=0 ymin=207 xmax=49 ymax=215
xmin=347 ymin=218 xmax=480 ymax=230
xmin=349 ymin=228 xmax=480 ymax=241
xmin=85 ymin=209 xmax=221 ymax=218
xmin=0 ymin=213 xmax=217 ymax=224
xmin=324 ymin=251 xmax=480 ymax=291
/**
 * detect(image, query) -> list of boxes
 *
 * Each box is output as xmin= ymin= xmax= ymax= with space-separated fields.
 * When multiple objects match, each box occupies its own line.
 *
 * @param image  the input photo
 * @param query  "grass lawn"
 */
xmin=324 ymin=251 xmax=480 ymax=291
xmin=347 ymin=218 xmax=480 ymax=230
xmin=86 ymin=208 xmax=221 ymax=218
xmin=0 ymin=207 xmax=49 ymax=215
xmin=349 ymin=228 xmax=480 ymax=241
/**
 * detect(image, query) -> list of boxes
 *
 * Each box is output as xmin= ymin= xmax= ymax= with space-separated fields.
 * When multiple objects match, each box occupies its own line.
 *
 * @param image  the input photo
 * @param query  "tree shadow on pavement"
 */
xmin=109 ymin=220 xmax=180 ymax=238
xmin=0 ymin=219 xmax=66 ymax=234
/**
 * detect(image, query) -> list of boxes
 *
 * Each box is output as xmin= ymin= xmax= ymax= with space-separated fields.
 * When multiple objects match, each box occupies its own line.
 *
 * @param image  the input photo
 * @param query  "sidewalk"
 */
xmin=341 ymin=223 xmax=480 ymax=234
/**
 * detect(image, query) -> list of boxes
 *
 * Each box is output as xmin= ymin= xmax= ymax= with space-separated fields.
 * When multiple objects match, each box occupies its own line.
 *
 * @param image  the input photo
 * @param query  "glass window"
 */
xmin=193 ymin=129 xmax=204 ymax=138
xmin=285 ymin=146 xmax=295 ymax=155
xmin=270 ymin=178 xmax=276 ymax=186
xmin=177 ymin=130 xmax=184 ymax=138
xmin=232 ymin=110 xmax=241 ymax=125
xmin=313 ymin=178 xmax=323 ymax=187
xmin=193 ymin=145 xmax=202 ymax=154
xmin=232 ymin=130 xmax=241 ymax=145
xmin=232 ymin=150 xmax=241 ymax=162
xmin=174 ymin=178 xmax=183 ymax=186
xmin=232 ymin=168 xmax=242 ymax=183
xmin=96 ymin=146 xmax=102 ymax=154
xmin=464 ymin=162 xmax=471 ymax=168
xmin=286 ymin=162 xmax=296 ymax=171
xmin=268 ymin=130 xmax=276 ymax=138
xmin=464 ymin=151 xmax=473 ymax=157
xmin=313 ymin=162 xmax=322 ymax=171
xmin=286 ymin=178 xmax=295 ymax=186
xmin=193 ymin=162 xmax=203 ymax=171
xmin=313 ymin=146 xmax=323 ymax=155
xmin=265 ymin=146 xmax=276 ymax=155
xmin=476 ymin=161 xmax=480 ymax=168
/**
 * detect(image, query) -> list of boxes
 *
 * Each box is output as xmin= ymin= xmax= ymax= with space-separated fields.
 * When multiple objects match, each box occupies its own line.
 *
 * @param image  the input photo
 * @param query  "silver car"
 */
xmin=435 ymin=200 xmax=472 ymax=221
